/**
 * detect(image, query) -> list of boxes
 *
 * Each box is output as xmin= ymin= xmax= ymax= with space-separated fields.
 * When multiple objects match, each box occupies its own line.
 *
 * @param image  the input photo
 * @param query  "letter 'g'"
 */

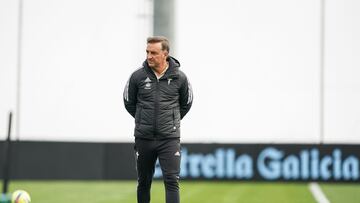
xmin=257 ymin=147 xmax=284 ymax=180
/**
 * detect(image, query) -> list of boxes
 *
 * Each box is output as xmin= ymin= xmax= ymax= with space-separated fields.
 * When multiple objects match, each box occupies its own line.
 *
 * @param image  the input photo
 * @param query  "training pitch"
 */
xmin=1 ymin=180 xmax=359 ymax=203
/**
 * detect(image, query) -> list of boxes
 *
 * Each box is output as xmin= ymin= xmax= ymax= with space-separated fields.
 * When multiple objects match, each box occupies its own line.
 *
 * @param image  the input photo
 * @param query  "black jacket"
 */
xmin=124 ymin=56 xmax=193 ymax=139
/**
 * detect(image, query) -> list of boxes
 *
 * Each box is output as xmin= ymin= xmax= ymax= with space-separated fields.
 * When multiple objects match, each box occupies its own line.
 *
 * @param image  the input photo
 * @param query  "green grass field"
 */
xmin=2 ymin=180 xmax=360 ymax=203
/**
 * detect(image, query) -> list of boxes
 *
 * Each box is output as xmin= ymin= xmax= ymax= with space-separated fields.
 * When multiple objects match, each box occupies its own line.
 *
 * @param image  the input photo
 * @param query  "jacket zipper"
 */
xmin=154 ymin=78 xmax=160 ymax=138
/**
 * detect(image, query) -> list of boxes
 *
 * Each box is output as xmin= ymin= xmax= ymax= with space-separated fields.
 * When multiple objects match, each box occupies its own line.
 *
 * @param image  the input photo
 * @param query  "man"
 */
xmin=123 ymin=36 xmax=193 ymax=203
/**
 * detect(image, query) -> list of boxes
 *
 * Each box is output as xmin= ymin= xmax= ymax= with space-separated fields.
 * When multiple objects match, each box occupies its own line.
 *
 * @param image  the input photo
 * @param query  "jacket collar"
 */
xmin=143 ymin=56 xmax=180 ymax=79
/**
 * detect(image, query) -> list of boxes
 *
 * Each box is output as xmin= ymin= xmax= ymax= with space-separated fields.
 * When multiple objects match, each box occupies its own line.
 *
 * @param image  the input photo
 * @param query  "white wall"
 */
xmin=0 ymin=0 xmax=359 ymax=143
xmin=177 ymin=0 xmax=321 ymax=143
xmin=1 ymin=0 xmax=152 ymax=142
xmin=0 ymin=0 xmax=18 ymax=140
xmin=324 ymin=0 xmax=360 ymax=143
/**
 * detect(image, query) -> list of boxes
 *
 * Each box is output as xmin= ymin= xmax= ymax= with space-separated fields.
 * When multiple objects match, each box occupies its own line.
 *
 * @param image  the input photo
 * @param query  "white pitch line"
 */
xmin=309 ymin=182 xmax=330 ymax=203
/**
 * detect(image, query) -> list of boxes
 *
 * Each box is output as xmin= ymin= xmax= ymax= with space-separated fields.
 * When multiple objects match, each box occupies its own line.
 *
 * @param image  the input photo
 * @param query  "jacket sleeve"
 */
xmin=123 ymin=74 xmax=138 ymax=118
xmin=179 ymin=73 xmax=193 ymax=119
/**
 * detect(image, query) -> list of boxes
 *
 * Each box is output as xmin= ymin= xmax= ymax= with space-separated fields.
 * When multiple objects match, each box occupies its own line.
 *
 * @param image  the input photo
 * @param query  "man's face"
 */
xmin=146 ymin=42 xmax=168 ymax=69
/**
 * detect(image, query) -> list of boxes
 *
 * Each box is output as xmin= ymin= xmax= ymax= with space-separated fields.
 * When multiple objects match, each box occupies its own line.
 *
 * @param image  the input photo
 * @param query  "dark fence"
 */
xmin=0 ymin=141 xmax=137 ymax=180
xmin=0 ymin=141 xmax=359 ymax=182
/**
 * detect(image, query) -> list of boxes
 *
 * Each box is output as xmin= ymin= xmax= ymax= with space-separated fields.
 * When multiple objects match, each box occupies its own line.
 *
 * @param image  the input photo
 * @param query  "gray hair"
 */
xmin=147 ymin=36 xmax=170 ymax=53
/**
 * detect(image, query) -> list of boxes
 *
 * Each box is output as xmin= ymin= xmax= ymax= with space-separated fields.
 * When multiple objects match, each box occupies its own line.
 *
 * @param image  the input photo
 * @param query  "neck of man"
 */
xmin=152 ymin=61 xmax=168 ymax=77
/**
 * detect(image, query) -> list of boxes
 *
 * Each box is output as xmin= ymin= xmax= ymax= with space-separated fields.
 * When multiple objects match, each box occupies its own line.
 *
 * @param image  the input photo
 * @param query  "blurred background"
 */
xmin=1 ymin=0 xmax=360 ymax=144
xmin=0 ymin=0 xmax=360 ymax=201
xmin=0 ymin=0 xmax=360 ymax=203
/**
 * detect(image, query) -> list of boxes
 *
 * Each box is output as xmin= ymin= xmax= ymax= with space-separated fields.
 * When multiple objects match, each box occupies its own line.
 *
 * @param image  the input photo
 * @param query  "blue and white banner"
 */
xmin=154 ymin=144 xmax=359 ymax=182
xmin=0 ymin=141 xmax=358 ymax=181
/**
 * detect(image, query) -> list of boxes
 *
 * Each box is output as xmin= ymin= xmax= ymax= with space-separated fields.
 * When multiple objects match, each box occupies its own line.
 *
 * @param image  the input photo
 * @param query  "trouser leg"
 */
xmin=135 ymin=139 xmax=157 ymax=203
xmin=157 ymin=138 xmax=181 ymax=203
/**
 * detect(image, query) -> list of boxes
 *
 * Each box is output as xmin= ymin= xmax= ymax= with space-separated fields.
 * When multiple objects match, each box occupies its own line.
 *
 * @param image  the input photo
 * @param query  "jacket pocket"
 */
xmin=172 ymin=109 xmax=175 ymax=129
xmin=172 ymin=108 xmax=180 ymax=130
xmin=135 ymin=106 xmax=142 ymax=124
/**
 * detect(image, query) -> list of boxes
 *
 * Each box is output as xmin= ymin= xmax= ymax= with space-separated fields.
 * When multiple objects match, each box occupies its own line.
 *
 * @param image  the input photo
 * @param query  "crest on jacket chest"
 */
xmin=168 ymin=78 xmax=172 ymax=85
xmin=144 ymin=77 xmax=152 ymax=89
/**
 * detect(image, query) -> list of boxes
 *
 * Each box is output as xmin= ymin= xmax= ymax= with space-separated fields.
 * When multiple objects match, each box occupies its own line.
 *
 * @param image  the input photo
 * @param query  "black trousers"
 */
xmin=134 ymin=138 xmax=181 ymax=203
